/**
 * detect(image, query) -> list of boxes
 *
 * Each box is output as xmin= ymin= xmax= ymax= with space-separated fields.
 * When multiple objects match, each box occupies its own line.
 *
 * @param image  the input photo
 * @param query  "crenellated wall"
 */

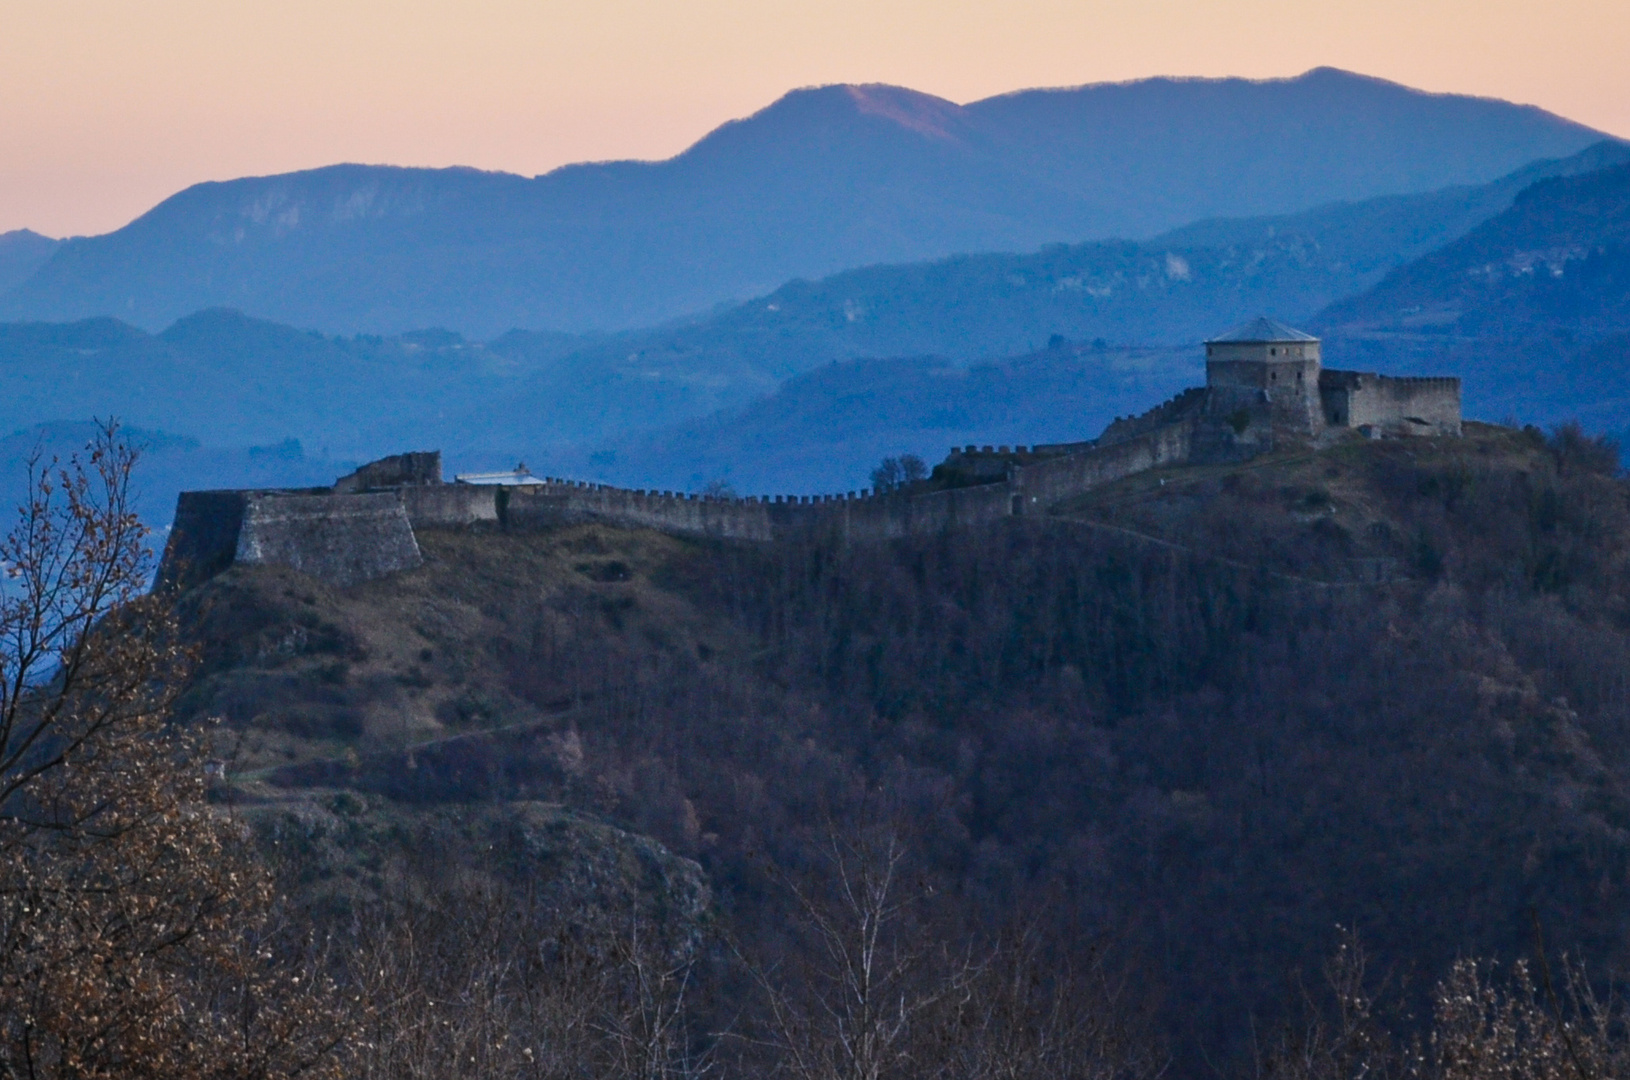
xmin=1015 ymin=420 xmax=1194 ymax=508
xmin=502 ymin=482 xmax=775 ymax=540
xmin=416 ymin=424 xmax=1190 ymax=546
xmin=156 ymin=419 xmax=1208 ymax=591
xmin=155 ymin=321 xmax=1462 ymax=593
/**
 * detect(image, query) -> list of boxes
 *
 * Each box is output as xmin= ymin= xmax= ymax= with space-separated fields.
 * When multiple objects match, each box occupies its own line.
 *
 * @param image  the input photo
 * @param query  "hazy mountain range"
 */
xmin=526 ymin=145 xmax=1630 ymax=492
xmin=10 ymin=143 xmax=1630 ymax=506
xmin=0 ymin=68 xmax=1608 ymax=337
xmin=6 ymin=69 xmax=1630 ymax=517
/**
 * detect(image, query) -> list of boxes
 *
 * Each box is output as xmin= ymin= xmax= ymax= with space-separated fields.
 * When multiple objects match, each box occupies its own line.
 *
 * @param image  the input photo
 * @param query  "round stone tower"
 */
xmin=1204 ymin=317 xmax=1323 ymax=436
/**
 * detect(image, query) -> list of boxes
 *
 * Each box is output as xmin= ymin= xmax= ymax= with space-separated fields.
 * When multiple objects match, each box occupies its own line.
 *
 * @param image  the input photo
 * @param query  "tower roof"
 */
xmin=1208 ymin=317 xmax=1319 ymax=344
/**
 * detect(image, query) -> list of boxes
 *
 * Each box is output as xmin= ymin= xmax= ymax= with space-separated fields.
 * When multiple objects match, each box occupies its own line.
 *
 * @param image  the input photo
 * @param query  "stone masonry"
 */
xmin=157 ymin=319 xmax=1461 ymax=590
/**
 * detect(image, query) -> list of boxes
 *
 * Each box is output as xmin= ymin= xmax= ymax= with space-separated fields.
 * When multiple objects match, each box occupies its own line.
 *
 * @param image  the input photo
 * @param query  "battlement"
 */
xmin=155 ymin=318 xmax=1461 ymax=590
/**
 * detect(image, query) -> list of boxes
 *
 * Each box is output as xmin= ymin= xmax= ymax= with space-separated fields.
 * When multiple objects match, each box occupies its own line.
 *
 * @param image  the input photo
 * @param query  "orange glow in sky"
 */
xmin=3 ymin=0 xmax=1628 ymax=237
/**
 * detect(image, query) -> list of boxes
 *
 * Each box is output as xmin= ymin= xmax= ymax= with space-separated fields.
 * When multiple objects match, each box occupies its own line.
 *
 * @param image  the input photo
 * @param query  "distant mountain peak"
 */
xmin=0 ymin=229 xmax=63 ymax=296
xmin=842 ymin=84 xmax=963 ymax=139
xmin=0 ymin=228 xmax=58 ymax=246
xmin=0 ymin=71 xmax=1608 ymax=336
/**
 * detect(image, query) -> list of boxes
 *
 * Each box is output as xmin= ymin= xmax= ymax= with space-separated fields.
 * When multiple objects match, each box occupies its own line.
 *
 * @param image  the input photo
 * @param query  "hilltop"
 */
xmin=0 ymin=68 xmax=1606 ymax=337
xmin=176 ymin=422 xmax=1630 ymax=1074
xmin=0 ymin=229 xmax=58 ymax=293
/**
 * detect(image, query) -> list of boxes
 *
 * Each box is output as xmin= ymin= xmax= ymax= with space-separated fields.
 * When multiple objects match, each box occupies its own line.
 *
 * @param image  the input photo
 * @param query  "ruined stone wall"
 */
xmin=333 ymin=451 xmax=443 ymax=493
xmin=234 ymin=492 xmax=423 ymax=587
xmin=1320 ymin=372 xmax=1461 ymax=436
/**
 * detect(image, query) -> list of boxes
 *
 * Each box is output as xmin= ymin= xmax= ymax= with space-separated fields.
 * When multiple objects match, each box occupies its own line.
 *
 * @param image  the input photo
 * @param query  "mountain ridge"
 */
xmin=1 ymin=68 xmax=1607 ymax=337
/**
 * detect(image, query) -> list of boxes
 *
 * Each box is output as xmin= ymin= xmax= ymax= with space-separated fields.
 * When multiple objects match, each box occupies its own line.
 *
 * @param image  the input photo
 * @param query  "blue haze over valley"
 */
xmin=3 ymin=66 xmax=1629 ymax=527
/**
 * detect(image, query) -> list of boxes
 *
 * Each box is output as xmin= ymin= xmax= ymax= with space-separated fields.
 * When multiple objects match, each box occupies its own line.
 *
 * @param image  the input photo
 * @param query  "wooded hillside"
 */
xmin=167 ymin=422 xmax=1630 ymax=1074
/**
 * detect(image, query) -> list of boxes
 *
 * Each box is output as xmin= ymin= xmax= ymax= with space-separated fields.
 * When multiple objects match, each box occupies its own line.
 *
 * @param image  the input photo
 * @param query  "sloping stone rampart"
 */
xmin=234 ymin=491 xmax=422 ymax=587
xmin=159 ymin=491 xmax=251 ymax=591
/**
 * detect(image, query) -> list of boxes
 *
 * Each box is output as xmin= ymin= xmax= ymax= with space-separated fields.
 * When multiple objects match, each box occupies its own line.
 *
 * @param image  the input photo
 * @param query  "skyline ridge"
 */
xmin=7 ymin=66 xmax=1618 ymax=242
xmin=0 ymin=66 xmax=1606 ymax=339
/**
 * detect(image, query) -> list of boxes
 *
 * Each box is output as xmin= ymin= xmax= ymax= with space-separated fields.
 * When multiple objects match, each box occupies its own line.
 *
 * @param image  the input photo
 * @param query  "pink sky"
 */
xmin=3 ymin=0 xmax=1627 ymax=238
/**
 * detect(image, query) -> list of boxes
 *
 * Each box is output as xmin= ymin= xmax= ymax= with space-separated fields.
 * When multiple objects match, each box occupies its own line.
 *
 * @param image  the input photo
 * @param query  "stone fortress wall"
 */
xmin=161 ymin=488 xmax=425 ymax=591
xmin=1318 ymin=373 xmax=1462 ymax=436
xmin=156 ymin=319 xmax=1462 ymax=590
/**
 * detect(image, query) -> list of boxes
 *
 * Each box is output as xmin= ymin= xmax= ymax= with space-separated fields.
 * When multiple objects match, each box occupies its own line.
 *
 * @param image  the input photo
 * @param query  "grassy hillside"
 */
xmin=179 ymin=422 xmax=1630 ymax=1073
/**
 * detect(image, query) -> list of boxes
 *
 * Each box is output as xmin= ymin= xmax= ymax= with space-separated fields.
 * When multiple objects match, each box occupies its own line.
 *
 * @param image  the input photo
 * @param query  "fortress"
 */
xmin=157 ymin=319 xmax=1461 ymax=590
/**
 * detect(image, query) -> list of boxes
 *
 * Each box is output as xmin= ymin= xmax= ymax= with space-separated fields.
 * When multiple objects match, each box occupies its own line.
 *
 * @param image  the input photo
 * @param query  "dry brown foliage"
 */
xmin=344 ymin=874 xmax=708 ymax=1080
xmin=1261 ymin=933 xmax=1630 ymax=1080
xmin=0 ymin=424 xmax=348 ymax=1080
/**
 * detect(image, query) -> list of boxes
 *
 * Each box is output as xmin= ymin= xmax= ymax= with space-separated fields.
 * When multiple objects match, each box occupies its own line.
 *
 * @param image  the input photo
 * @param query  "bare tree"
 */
xmin=1262 ymin=933 xmax=1630 ymax=1080
xmin=1429 ymin=956 xmax=1630 ymax=1080
xmin=745 ymin=824 xmax=1162 ymax=1080
xmin=871 ymin=456 xmax=929 ymax=494
xmin=870 ymin=459 xmax=906 ymax=494
xmin=347 ymin=873 xmax=708 ymax=1080
xmin=0 ymin=424 xmax=347 ymax=1080
xmin=1258 ymin=932 xmax=1408 ymax=1080
xmin=747 ymin=824 xmax=975 ymax=1080
xmin=701 ymin=480 xmax=737 ymax=500
xmin=921 ymin=923 xmax=1164 ymax=1080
